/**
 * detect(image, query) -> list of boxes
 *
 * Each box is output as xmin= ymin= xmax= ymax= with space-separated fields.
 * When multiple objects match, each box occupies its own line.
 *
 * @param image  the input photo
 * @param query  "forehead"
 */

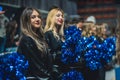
xmin=56 ymin=11 xmax=63 ymax=14
xmin=31 ymin=10 xmax=39 ymax=15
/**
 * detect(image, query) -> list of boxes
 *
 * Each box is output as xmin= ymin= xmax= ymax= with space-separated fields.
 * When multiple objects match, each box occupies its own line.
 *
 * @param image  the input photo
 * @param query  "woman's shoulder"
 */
xmin=45 ymin=30 xmax=52 ymax=34
xmin=45 ymin=30 xmax=53 ymax=36
xmin=20 ymin=35 xmax=34 ymax=43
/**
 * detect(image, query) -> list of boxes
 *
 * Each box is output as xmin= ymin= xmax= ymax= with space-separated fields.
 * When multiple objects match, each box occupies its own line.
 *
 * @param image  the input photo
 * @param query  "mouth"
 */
xmin=58 ymin=19 xmax=63 ymax=23
xmin=35 ymin=22 xmax=40 ymax=25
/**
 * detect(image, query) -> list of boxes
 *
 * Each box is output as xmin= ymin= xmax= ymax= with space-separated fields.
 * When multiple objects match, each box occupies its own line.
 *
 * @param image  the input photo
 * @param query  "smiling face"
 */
xmin=55 ymin=11 xmax=64 ymax=26
xmin=30 ymin=10 xmax=41 ymax=28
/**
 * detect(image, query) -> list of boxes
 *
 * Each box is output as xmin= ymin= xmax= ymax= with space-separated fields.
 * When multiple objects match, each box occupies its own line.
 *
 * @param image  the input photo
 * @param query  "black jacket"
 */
xmin=17 ymin=35 xmax=52 ymax=79
xmin=44 ymin=31 xmax=63 ymax=65
xmin=45 ymin=31 xmax=62 ymax=52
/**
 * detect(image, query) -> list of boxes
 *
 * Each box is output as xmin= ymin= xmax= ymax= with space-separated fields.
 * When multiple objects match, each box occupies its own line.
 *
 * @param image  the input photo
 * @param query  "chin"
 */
xmin=57 ymin=23 xmax=62 ymax=26
xmin=34 ymin=26 xmax=40 ymax=28
xmin=35 ymin=25 xmax=41 ymax=27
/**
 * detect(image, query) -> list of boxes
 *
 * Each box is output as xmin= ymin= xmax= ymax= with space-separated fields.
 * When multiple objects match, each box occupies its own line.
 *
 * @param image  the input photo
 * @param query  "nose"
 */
xmin=36 ymin=16 xmax=40 ymax=20
xmin=35 ymin=17 xmax=41 ymax=22
xmin=60 ymin=16 xmax=64 ymax=22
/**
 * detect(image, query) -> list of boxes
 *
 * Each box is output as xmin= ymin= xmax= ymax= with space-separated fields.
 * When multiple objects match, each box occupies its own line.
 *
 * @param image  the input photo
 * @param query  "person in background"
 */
xmin=44 ymin=7 xmax=65 ymax=79
xmin=17 ymin=7 xmax=53 ymax=80
xmin=72 ymin=17 xmax=84 ymax=30
xmin=0 ymin=14 xmax=9 ymax=53
xmin=81 ymin=23 xmax=99 ymax=80
xmin=116 ymin=27 xmax=120 ymax=65
xmin=5 ymin=20 xmax=19 ymax=50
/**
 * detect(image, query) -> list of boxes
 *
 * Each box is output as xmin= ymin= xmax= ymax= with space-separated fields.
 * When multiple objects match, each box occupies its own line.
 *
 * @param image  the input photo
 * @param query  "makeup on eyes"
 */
xmin=31 ymin=15 xmax=41 ymax=19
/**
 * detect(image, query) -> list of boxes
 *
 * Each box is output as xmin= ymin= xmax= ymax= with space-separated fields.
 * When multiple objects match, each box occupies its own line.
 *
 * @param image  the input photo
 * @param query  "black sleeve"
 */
xmin=17 ymin=36 xmax=51 ymax=77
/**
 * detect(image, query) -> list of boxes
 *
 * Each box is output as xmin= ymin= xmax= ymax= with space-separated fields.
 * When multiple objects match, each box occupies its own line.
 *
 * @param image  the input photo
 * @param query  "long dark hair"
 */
xmin=20 ymin=7 xmax=47 ymax=54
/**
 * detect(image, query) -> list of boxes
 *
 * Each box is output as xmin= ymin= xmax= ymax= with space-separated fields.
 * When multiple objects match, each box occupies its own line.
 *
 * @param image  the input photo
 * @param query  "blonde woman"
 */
xmin=44 ymin=7 xmax=64 ymax=41
xmin=44 ymin=7 xmax=65 ymax=79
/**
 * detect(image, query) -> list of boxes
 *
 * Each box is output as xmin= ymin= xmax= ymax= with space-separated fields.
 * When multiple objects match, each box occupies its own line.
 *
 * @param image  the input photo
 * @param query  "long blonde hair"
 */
xmin=44 ymin=8 xmax=64 ymax=40
xmin=20 ymin=7 xmax=47 ymax=54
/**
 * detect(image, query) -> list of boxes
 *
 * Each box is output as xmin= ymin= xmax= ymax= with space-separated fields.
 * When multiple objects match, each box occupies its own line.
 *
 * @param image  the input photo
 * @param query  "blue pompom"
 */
xmin=62 ymin=25 xmax=82 ymax=64
xmin=62 ymin=25 xmax=116 ymax=71
xmin=61 ymin=69 xmax=84 ymax=80
xmin=84 ymin=36 xmax=116 ymax=70
xmin=0 ymin=52 xmax=28 ymax=80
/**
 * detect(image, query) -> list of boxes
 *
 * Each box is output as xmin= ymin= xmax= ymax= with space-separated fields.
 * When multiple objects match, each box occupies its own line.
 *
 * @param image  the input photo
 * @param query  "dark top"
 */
xmin=45 ymin=31 xmax=62 ymax=52
xmin=17 ymin=35 xmax=52 ymax=79
xmin=44 ymin=31 xmax=63 ymax=64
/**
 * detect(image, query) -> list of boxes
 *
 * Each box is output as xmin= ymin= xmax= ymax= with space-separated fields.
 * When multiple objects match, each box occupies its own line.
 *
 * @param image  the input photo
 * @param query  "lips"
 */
xmin=58 ymin=19 xmax=63 ymax=23
xmin=35 ymin=21 xmax=40 ymax=25
xmin=36 ymin=23 xmax=40 ymax=24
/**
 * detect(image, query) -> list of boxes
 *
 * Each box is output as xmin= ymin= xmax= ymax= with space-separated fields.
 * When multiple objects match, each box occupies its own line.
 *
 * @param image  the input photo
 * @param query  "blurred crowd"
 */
xmin=0 ymin=6 xmax=120 ymax=80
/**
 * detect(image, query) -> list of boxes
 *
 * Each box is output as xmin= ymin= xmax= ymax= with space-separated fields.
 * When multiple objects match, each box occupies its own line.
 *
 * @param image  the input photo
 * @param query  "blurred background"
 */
xmin=0 ymin=0 xmax=120 ymax=27
xmin=0 ymin=0 xmax=120 ymax=80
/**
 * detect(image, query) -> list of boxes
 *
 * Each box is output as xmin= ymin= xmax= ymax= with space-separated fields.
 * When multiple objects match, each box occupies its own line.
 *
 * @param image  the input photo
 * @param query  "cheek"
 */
xmin=54 ymin=19 xmax=59 ymax=25
xmin=30 ymin=19 xmax=34 ymax=24
xmin=55 ymin=17 xmax=58 ymax=22
xmin=31 ymin=21 xmax=34 ymax=25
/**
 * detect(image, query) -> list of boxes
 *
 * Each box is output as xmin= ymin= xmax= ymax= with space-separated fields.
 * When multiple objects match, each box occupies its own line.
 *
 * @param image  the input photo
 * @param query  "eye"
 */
xmin=31 ymin=15 xmax=41 ymax=19
xmin=38 ymin=15 xmax=41 ymax=19
xmin=56 ymin=14 xmax=60 ymax=17
xmin=31 ymin=15 xmax=36 ymax=19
